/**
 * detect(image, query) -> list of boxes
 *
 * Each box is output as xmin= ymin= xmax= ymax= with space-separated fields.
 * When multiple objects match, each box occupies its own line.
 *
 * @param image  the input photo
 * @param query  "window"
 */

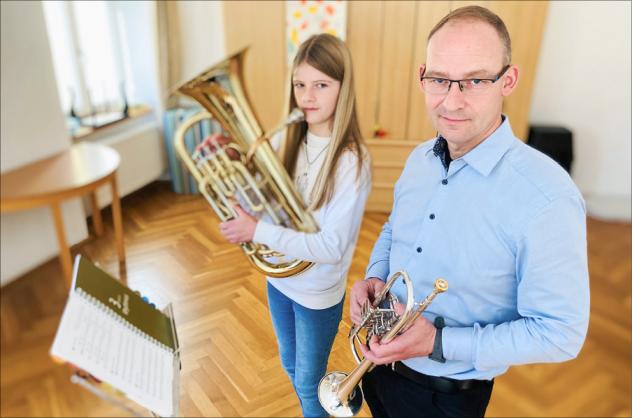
xmin=43 ymin=1 xmax=134 ymax=121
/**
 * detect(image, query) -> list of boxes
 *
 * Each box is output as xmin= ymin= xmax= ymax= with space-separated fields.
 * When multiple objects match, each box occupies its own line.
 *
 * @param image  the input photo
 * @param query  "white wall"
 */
xmin=81 ymin=116 xmax=165 ymax=210
xmin=530 ymin=1 xmax=631 ymax=221
xmin=176 ymin=1 xmax=226 ymax=81
xmin=1 ymin=1 xmax=88 ymax=285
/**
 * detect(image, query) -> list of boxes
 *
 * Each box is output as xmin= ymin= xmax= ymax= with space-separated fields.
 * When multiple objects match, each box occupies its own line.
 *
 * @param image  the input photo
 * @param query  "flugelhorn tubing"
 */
xmin=321 ymin=277 xmax=448 ymax=417
xmin=348 ymin=271 xmax=414 ymax=364
xmin=338 ymin=278 xmax=448 ymax=402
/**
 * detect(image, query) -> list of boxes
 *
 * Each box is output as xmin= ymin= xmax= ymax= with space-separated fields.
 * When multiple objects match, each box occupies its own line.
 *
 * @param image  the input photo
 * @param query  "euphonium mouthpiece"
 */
xmin=286 ymin=108 xmax=305 ymax=124
xmin=173 ymin=49 xmax=319 ymax=278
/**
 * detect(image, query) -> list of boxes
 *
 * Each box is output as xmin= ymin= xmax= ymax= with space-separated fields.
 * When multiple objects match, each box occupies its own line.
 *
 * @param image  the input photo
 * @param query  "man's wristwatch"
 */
xmin=429 ymin=316 xmax=446 ymax=363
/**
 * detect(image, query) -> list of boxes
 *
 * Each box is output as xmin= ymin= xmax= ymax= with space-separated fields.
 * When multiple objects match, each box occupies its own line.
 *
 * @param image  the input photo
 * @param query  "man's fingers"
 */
xmin=394 ymin=302 xmax=406 ymax=316
xmin=359 ymin=340 xmax=397 ymax=365
xmin=350 ymin=309 xmax=361 ymax=325
xmin=367 ymin=335 xmax=402 ymax=360
xmin=350 ymin=281 xmax=370 ymax=325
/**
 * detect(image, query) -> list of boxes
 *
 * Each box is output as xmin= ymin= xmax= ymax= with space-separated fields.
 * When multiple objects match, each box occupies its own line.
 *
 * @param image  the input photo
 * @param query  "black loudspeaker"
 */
xmin=527 ymin=125 xmax=573 ymax=174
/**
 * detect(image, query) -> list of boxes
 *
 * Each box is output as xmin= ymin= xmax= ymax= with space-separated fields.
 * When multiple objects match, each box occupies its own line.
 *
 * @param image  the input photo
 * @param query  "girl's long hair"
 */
xmin=278 ymin=33 xmax=367 ymax=211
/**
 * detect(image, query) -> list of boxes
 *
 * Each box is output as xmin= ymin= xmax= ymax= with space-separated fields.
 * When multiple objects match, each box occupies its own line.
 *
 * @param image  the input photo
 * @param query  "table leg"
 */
xmin=51 ymin=202 xmax=73 ymax=287
xmin=110 ymin=175 xmax=126 ymax=283
xmin=89 ymin=191 xmax=104 ymax=236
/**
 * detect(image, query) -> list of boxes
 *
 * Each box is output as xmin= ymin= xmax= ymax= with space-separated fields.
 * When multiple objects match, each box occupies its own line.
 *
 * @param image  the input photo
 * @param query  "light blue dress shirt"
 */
xmin=366 ymin=116 xmax=590 ymax=380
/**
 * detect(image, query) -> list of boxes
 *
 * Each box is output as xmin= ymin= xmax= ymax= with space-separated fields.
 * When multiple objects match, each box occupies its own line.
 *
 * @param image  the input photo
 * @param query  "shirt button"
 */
xmin=442 ymin=179 xmax=448 ymax=185
xmin=416 ymin=247 xmax=422 ymax=253
xmin=429 ymin=214 xmax=435 ymax=220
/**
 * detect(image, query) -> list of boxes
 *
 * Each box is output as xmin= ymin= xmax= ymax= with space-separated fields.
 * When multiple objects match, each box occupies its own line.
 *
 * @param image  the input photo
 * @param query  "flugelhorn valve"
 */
xmin=319 ymin=272 xmax=448 ymax=417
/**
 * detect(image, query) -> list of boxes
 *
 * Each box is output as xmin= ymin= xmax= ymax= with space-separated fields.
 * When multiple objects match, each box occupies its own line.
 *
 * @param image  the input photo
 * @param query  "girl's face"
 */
xmin=292 ymin=62 xmax=341 ymax=137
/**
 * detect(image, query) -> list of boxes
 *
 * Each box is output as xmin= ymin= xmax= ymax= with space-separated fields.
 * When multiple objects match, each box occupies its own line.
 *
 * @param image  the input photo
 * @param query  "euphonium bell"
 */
xmin=173 ymin=49 xmax=319 ymax=278
xmin=318 ymin=272 xmax=448 ymax=417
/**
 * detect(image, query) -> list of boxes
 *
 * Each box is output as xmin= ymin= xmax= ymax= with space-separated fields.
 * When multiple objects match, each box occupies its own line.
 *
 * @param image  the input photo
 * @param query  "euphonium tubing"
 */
xmin=173 ymin=49 xmax=319 ymax=278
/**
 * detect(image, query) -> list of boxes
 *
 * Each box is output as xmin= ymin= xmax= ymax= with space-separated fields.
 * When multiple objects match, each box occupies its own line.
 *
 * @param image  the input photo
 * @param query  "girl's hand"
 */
xmin=196 ymin=133 xmax=239 ymax=160
xmin=219 ymin=204 xmax=258 ymax=244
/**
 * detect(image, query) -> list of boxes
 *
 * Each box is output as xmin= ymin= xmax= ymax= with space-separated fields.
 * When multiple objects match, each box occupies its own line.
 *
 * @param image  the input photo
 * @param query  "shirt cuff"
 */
xmin=442 ymin=326 xmax=475 ymax=363
xmin=365 ymin=259 xmax=389 ymax=281
xmin=253 ymin=220 xmax=281 ymax=246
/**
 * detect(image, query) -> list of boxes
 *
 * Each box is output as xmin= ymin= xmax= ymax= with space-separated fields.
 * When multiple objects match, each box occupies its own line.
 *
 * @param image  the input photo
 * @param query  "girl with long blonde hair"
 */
xmin=217 ymin=33 xmax=371 ymax=417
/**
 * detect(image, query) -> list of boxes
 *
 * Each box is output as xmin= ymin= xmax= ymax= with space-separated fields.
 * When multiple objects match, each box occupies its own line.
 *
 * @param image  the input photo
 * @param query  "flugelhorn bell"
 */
xmin=318 ymin=274 xmax=448 ymax=417
xmin=173 ymin=49 xmax=319 ymax=278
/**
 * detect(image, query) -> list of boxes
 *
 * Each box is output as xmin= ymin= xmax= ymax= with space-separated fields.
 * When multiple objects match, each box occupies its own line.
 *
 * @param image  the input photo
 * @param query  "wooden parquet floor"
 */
xmin=1 ymin=181 xmax=630 ymax=417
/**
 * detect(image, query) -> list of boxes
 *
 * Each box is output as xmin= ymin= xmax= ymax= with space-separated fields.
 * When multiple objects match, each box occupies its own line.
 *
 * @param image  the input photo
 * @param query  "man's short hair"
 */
xmin=428 ymin=5 xmax=512 ymax=66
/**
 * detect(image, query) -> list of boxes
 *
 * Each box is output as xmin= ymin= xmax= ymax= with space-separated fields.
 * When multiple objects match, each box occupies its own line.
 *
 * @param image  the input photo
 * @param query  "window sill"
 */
xmin=71 ymin=105 xmax=153 ymax=142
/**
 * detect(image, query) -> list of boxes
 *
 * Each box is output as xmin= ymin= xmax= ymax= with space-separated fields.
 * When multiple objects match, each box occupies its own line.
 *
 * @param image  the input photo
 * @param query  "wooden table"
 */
xmin=1 ymin=142 xmax=126 ymax=286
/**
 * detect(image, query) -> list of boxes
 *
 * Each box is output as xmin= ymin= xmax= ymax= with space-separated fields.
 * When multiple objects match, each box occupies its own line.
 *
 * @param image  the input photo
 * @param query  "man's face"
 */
xmin=422 ymin=20 xmax=517 ymax=153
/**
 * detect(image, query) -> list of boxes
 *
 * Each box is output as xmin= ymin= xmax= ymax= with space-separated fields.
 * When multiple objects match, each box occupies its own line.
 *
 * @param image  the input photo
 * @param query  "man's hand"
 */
xmin=219 ymin=204 xmax=258 ymax=244
xmin=359 ymin=313 xmax=436 ymax=365
xmin=349 ymin=278 xmax=387 ymax=325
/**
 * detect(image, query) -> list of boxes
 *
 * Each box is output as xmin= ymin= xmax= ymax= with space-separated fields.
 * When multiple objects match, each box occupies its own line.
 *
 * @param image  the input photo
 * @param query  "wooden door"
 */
xmin=222 ymin=1 xmax=549 ymax=212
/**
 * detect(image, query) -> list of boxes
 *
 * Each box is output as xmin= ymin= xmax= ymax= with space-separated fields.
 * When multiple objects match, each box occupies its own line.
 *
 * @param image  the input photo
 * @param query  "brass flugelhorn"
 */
xmin=174 ymin=49 xmax=319 ymax=278
xmin=318 ymin=272 xmax=448 ymax=417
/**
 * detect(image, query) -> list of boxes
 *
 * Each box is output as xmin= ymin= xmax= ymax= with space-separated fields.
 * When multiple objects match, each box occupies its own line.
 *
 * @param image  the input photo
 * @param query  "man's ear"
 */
xmin=418 ymin=64 xmax=426 ymax=90
xmin=501 ymin=65 xmax=519 ymax=96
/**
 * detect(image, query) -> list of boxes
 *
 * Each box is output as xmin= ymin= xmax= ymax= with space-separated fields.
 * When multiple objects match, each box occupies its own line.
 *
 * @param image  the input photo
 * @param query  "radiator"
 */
xmin=162 ymin=107 xmax=222 ymax=194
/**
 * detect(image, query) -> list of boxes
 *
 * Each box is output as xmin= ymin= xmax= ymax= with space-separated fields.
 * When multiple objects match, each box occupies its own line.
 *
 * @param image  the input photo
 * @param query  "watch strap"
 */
xmin=429 ymin=316 xmax=446 ymax=363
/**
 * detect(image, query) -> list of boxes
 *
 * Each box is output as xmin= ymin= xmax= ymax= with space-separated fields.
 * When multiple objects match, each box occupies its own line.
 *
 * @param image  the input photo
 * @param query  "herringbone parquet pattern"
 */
xmin=1 ymin=181 xmax=630 ymax=417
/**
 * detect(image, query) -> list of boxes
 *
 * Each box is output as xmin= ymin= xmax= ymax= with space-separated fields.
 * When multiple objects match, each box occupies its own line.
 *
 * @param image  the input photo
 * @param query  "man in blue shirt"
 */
xmin=349 ymin=5 xmax=589 ymax=418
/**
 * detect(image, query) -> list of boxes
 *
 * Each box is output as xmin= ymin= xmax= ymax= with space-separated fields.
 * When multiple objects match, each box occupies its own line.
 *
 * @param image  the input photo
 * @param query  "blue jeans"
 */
xmin=267 ymin=282 xmax=344 ymax=418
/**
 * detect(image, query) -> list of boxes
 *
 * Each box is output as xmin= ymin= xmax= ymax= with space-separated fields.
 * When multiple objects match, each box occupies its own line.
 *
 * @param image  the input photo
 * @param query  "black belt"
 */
xmin=391 ymin=361 xmax=491 ymax=394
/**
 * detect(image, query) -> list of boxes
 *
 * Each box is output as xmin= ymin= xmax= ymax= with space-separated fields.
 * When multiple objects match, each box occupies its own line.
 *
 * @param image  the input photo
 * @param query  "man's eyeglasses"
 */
xmin=420 ymin=65 xmax=511 ymax=96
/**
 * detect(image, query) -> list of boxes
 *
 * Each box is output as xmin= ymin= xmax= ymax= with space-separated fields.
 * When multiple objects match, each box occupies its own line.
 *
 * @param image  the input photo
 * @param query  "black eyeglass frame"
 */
xmin=420 ymin=64 xmax=511 ymax=93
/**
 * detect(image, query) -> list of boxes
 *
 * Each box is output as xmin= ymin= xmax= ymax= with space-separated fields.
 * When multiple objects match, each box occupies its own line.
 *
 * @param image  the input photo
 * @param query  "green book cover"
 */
xmin=72 ymin=255 xmax=176 ymax=350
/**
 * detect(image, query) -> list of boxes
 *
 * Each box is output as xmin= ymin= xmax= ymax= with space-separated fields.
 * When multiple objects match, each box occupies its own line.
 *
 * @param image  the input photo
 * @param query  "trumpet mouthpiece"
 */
xmin=434 ymin=278 xmax=448 ymax=293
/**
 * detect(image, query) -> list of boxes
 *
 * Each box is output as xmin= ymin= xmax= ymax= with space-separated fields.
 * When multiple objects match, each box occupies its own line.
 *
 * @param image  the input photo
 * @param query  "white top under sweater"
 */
xmin=253 ymin=131 xmax=372 ymax=309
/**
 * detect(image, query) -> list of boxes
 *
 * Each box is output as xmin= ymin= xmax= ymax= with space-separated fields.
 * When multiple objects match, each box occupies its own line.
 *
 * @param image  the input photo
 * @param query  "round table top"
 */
xmin=1 ymin=142 xmax=120 ymax=209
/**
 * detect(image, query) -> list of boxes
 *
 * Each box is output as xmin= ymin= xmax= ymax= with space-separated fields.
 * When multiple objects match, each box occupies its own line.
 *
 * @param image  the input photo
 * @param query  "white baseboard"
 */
xmin=81 ymin=116 xmax=167 ymax=213
xmin=585 ymin=194 xmax=631 ymax=222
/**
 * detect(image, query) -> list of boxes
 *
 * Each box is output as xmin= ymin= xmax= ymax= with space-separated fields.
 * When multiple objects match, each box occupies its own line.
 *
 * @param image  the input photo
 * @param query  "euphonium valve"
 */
xmin=173 ymin=49 xmax=319 ymax=278
xmin=318 ymin=273 xmax=448 ymax=417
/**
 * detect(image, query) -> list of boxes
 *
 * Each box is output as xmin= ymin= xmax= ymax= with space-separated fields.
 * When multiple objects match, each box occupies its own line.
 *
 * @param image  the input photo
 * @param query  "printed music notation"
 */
xmin=51 ymin=290 xmax=174 ymax=416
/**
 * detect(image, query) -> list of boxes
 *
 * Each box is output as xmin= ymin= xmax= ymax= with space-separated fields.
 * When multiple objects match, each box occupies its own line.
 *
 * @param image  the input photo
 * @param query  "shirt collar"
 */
xmin=425 ymin=115 xmax=516 ymax=177
xmin=461 ymin=115 xmax=515 ymax=176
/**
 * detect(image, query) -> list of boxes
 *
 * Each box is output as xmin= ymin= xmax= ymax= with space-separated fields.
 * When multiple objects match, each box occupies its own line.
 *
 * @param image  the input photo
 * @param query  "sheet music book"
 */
xmin=51 ymin=255 xmax=179 ymax=417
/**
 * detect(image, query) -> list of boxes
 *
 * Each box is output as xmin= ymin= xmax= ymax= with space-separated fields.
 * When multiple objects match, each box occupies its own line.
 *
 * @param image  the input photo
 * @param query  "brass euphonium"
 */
xmin=174 ymin=50 xmax=318 ymax=278
xmin=318 ymin=272 xmax=448 ymax=417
